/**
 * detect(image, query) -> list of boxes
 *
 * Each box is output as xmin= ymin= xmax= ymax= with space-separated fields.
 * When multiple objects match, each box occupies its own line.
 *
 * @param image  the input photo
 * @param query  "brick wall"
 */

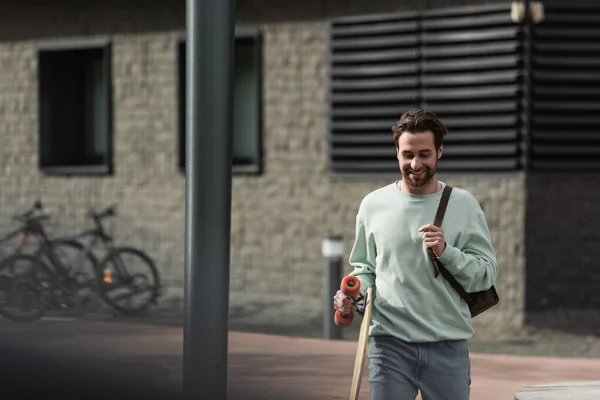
xmin=0 ymin=0 xmax=524 ymax=338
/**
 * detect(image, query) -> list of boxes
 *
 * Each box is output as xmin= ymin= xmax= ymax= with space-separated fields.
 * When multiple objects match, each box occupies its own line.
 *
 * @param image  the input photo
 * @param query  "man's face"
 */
xmin=396 ymin=131 xmax=442 ymax=188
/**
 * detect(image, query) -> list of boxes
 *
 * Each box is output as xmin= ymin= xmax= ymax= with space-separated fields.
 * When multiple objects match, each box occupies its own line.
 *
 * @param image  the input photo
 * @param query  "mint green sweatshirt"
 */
xmin=348 ymin=181 xmax=498 ymax=342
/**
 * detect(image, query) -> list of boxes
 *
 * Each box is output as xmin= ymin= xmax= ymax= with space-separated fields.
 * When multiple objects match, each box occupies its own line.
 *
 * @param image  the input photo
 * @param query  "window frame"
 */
xmin=177 ymin=24 xmax=264 ymax=176
xmin=36 ymin=36 xmax=114 ymax=176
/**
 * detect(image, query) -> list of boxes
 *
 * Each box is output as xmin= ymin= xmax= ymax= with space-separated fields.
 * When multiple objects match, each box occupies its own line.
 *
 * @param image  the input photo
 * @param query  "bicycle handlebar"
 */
xmin=11 ymin=200 xmax=47 ymax=223
xmin=87 ymin=205 xmax=116 ymax=221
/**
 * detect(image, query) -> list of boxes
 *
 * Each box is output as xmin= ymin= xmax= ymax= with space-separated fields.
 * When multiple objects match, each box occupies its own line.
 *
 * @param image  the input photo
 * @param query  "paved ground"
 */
xmin=2 ymin=314 xmax=600 ymax=399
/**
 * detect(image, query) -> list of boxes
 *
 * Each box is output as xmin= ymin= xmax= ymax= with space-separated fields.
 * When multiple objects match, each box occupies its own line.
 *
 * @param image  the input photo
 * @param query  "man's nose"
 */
xmin=411 ymin=157 xmax=422 ymax=170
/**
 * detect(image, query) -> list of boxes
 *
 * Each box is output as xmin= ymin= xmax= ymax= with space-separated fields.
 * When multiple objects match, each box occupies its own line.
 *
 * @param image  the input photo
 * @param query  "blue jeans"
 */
xmin=368 ymin=335 xmax=471 ymax=400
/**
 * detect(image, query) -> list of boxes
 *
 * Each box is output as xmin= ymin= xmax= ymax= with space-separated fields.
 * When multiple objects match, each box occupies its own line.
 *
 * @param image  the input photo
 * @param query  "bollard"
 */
xmin=322 ymin=234 xmax=344 ymax=340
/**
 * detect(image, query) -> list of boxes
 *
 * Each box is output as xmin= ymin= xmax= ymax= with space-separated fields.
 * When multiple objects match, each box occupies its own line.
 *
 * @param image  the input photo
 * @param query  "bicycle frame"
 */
xmin=64 ymin=228 xmax=106 ymax=278
xmin=31 ymin=223 xmax=70 ymax=277
xmin=0 ymin=223 xmax=45 ymax=255
xmin=5 ymin=228 xmax=50 ymax=265
xmin=56 ymin=212 xmax=131 ymax=282
xmin=0 ymin=227 xmax=27 ymax=251
xmin=0 ymin=201 xmax=47 ymax=256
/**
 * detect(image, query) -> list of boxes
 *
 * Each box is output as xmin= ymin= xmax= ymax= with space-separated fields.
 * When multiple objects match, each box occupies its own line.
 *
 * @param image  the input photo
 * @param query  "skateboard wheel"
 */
xmin=340 ymin=275 xmax=361 ymax=298
xmin=334 ymin=309 xmax=354 ymax=328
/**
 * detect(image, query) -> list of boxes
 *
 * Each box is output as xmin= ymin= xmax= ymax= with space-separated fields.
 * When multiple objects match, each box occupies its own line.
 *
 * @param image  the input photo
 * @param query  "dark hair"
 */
xmin=392 ymin=109 xmax=447 ymax=151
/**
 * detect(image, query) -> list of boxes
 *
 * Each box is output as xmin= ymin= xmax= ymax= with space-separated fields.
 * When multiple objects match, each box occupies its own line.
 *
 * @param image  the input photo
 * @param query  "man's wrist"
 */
xmin=440 ymin=242 xmax=447 ymax=256
xmin=434 ymin=242 xmax=447 ymax=258
xmin=437 ymin=243 xmax=460 ymax=269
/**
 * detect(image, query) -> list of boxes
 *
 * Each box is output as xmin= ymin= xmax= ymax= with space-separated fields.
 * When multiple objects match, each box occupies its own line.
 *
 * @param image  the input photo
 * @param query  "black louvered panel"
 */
xmin=530 ymin=2 xmax=600 ymax=171
xmin=329 ymin=11 xmax=420 ymax=175
xmin=422 ymin=4 xmax=523 ymax=172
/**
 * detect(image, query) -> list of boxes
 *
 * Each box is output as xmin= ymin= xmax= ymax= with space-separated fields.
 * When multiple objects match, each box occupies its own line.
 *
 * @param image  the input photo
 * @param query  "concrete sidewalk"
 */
xmin=1 ymin=316 xmax=600 ymax=399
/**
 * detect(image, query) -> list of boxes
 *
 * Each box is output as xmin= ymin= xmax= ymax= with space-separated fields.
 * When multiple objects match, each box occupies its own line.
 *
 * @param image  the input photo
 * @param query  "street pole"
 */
xmin=322 ymin=235 xmax=344 ymax=340
xmin=183 ymin=0 xmax=235 ymax=399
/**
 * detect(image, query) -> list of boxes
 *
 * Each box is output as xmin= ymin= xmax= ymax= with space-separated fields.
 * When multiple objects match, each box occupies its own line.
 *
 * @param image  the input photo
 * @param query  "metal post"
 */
xmin=322 ymin=234 xmax=344 ymax=340
xmin=183 ymin=0 xmax=235 ymax=398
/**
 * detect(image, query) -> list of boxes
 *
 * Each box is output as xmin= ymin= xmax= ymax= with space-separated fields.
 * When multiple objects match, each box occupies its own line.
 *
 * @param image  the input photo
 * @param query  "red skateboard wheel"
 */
xmin=334 ymin=309 xmax=354 ymax=328
xmin=340 ymin=275 xmax=360 ymax=298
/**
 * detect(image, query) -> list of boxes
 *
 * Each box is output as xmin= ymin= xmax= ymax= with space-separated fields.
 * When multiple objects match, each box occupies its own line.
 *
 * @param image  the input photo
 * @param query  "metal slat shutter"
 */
xmin=328 ymin=11 xmax=420 ymax=175
xmin=421 ymin=4 xmax=523 ymax=172
xmin=328 ymin=4 xmax=525 ymax=177
xmin=530 ymin=1 xmax=600 ymax=171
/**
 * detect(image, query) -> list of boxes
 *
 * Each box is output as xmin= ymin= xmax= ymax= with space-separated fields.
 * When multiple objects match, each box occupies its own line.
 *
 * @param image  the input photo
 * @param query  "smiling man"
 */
xmin=333 ymin=109 xmax=498 ymax=400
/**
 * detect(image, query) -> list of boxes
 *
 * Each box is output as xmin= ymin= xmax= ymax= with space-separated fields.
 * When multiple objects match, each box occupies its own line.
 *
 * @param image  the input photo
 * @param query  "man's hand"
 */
xmin=418 ymin=224 xmax=446 ymax=257
xmin=333 ymin=290 xmax=357 ymax=315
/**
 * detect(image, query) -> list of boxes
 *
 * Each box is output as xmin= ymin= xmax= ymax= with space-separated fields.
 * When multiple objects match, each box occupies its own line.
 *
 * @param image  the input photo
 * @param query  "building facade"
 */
xmin=0 ymin=0 xmax=597 ymax=338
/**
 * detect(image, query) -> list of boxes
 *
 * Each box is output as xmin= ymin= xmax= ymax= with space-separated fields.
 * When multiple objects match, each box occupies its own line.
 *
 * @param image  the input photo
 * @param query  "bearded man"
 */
xmin=333 ymin=109 xmax=498 ymax=400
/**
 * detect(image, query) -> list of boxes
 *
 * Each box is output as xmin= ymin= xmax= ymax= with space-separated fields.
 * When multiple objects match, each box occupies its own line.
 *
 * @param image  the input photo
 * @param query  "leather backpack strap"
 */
xmin=434 ymin=184 xmax=453 ymax=228
xmin=427 ymin=184 xmax=453 ymax=277
xmin=436 ymin=259 xmax=474 ymax=306
xmin=427 ymin=184 xmax=474 ymax=306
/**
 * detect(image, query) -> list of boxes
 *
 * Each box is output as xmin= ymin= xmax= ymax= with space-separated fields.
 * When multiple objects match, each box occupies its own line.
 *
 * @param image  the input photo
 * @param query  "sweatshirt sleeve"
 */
xmin=348 ymin=211 xmax=377 ymax=295
xmin=437 ymin=197 xmax=498 ymax=293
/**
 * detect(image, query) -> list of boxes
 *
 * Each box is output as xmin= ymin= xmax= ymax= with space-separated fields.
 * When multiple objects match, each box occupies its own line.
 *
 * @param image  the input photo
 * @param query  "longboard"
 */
xmin=334 ymin=276 xmax=373 ymax=400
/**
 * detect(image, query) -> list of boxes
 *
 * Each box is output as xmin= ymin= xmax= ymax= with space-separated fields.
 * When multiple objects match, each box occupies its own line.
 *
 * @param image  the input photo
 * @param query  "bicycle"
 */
xmin=0 ymin=201 xmax=56 ymax=322
xmin=0 ymin=203 xmax=161 ymax=323
xmin=51 ymin=205 xmax=162 ymax=316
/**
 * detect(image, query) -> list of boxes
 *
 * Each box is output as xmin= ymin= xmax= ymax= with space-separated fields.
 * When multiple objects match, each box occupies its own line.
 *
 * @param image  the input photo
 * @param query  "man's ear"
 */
xmin=437 ymin=145 xmax=443 ymax=159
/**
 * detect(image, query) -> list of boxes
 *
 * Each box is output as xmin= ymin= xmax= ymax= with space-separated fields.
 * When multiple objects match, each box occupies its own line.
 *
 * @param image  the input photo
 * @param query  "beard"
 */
xmin=402 ymin=162 xmax=437 ymax=188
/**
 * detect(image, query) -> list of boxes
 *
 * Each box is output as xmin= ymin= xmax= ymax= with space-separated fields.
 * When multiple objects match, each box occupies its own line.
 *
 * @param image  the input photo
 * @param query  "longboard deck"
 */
xmin=349 ymin=287 xmax=373 ymax=400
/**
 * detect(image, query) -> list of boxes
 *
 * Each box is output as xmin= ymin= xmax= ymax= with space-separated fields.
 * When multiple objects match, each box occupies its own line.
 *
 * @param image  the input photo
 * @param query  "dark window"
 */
xmin=37 ymin=38 xmax=112 ymax=175
xmin=328 ymin=4 xmax=524 ymax=177
xmin=178 ymin=26 xmax=263 ymax=174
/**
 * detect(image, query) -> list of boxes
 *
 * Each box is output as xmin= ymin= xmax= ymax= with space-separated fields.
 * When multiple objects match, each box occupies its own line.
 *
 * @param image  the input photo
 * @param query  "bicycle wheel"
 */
xmin=97 ymin=247 xmax=161 ymax=316
xmin=0 ymin=253 xmax=53 ymax=323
